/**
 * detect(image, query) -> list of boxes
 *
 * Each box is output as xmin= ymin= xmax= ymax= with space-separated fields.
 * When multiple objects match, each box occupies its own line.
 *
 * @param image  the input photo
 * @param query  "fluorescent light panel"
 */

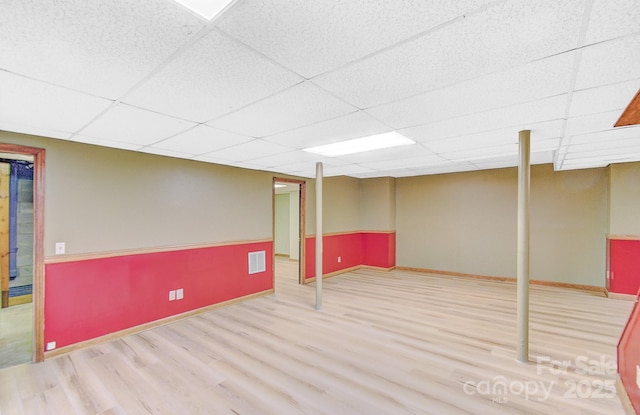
xmin=174 ymin=0 xmax=234 ymax=20
xmin=303 ymin=132 xmax=415 ymax=157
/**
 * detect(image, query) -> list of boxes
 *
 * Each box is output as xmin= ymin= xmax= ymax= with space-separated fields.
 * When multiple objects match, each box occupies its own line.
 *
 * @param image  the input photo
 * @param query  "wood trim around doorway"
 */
xmin=0 ymin=143 xmax=45 ymax=363
xmin=273 ymin=177 xmax=306 ymax=286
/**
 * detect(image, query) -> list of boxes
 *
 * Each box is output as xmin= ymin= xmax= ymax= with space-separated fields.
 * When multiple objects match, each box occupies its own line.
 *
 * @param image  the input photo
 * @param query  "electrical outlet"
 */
xmin=169 ymin=290 xmax=176 ymax=301
xmin=176 ymin=288 xmax=184 ymax=300
xmin=46 ymin=341 xmax=56 ymax=351
xmin=338 ymin=256 xmax=342 ymax=263
xmin=55 ymin=242 xmax=66 ymax=255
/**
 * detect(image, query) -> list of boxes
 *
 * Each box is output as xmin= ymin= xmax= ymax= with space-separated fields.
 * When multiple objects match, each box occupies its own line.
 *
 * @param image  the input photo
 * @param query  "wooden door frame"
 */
xmin=0 ymin=143 xmax=45 ymax=363
xmin=272 ymin=177 xmax=306 ymax=285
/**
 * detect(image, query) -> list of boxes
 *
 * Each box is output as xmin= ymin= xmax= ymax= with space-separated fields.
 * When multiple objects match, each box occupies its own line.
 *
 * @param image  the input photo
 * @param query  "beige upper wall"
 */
xmin=2 ymin=131 xmax=275 ymax=256
xmin=396 ymin=164 xmax=609 ymax=286
xmin=359 ymin=177 xmax=396 ymax=231
xmin=609 ymin=162 xmax=640 ymax=236
xmin=305 ymin=175 xmax=361 ymax=235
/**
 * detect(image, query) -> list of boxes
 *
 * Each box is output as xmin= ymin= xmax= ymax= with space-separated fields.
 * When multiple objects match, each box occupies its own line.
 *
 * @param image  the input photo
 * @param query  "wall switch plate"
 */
xmin=338 ymin=256 xmax=342 ymax=263
xmin=46 ymin=341 xmax=56 ymax=351
xmin=169 ymin=290 xmax=176 ymax=301
xmin=176 ymin=288 xmax=184 ymax=300
xmin=55 ymin=242 xmax=66 ymax=255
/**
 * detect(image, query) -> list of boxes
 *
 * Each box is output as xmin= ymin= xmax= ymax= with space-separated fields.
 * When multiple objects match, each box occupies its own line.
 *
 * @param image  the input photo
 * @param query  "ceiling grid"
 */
xmin=0 ymin=0 xmax=638 ymax=178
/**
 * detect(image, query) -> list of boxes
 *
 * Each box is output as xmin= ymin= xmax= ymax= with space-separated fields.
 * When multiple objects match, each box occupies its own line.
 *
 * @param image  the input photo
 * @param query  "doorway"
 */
xmin=273 ymin=178 xmax=305 ymax=288
xmin=0 ymin=143 xmax=45 ymax=366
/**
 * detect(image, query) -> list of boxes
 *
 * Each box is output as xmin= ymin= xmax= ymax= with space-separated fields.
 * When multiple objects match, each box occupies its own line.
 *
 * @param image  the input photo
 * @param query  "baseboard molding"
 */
xmin=8 ymin=294 xmax=32 ymax=306
xmin=43 ymin=288 xmax=274 ymax=359
xmin=396 ymin=266 xmax=606 ymax=295
xmin=606 ymin=291 xmax=638 ymax=301
xmin=616 ymin=376 xmax=637 ymax=415
xmin=303 ymin=264 xmax=396 ymax=283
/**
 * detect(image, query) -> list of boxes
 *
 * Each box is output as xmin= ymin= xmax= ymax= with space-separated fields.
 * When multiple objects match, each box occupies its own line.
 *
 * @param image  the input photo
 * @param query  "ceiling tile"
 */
xmin=366 ymin=52 xmax=574 ymax=129
xmin=207 ymin=81 xmax=357 ymax=137
xmin=264 ymin=111 xmax=391 ymax=149
xmin=199 ymin=139 xmax=296 ymax=162
xmin=405 ymin=120 xmax=562 ymax=154
xmin=67 ymin=135 xmax=142 ymax=151
xmin=150 ymin=125 xmax=253 ymax=155
xmin=575 ymin=35 xmax=640 ymax=91
xmin=569 ymin=79 xmax=640 ymax=117
xmin=322 ymin=164 xmax=374 ymax=178
xmin=395 ymin=96 xmax=567 ymax=143
xmin=79 ymin=103 xmax=197 ymax=146
xmin=0 ymin=0 xmax=205 ymax=99
xmin=314 ymin=0 xmax=583 ymax=108
xmin=248 ymin=150 xmax=321 ymax=168
xmin=0 ymin=71 xmax=113 ymax=135
xmin=124 ymin=29 xmax=302 ymax=122
xmin=216 ymin=0 xmax=496 ymax=78
xmin=564 ymin=110 xmax=624 ymax=136
xmin=335 ymin=143 xmax=437 ymax=164
xmin=138 ymin=147 xmax=194 ymax=159
xmin=584 ymin=0 xmax=640 ymax=45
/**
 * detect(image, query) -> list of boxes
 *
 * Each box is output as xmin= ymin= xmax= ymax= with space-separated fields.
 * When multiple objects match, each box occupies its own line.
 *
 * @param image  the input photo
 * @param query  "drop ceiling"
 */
xmin=1 ymin=0 xmax=639 ymax=178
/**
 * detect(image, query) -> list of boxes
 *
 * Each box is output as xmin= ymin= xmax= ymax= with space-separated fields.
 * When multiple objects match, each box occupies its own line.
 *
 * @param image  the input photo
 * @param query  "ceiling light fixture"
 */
xmin=173 ymin=0 xmax=236 ymax=20
xmin=303 ymin=132 xmax=415 ymax=157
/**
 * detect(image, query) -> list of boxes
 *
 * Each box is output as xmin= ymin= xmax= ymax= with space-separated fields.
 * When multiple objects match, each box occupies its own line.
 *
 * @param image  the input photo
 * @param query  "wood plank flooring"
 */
xmin=0 ymin=258 xmax=633 ymax=414
xmin=0 ymin=303 xmax=32 ymax=369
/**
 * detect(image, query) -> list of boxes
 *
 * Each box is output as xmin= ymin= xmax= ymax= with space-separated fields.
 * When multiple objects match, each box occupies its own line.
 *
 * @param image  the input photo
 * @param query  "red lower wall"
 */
xmin=305 ymin=232 xmax=395 ymax=280
xmin=618 ymin=291 xmax=640 ymax=414
xmin=610 ymin=239 xmax=640 ymax=295
xmin=44 ymin=241 xmax=272 ymax=350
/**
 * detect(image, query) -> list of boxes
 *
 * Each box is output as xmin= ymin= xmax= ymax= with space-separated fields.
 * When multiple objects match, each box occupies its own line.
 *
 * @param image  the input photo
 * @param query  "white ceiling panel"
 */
xmin=0 ymin=0 xmax=205 ymax=100
xmin=366 ymin=52 xmax=574 ymax=129
xmin=2 ymin=0 xmax=639 ymax=179
xmin=216 ymin=0 xmax=496 ymax=78
xmin=575 ymin=35 xmax=640 ymax=91
xmin=406 ymin=120 xmax=562 ymax=154
xmin=124 ymin=29 xmax=302 ymax=122
xmin=322 ymin=164 xmax=374 ymax=178
xmin=335 ymin=143 xmax=437 ymax=164
xmin=208 ymin=82 xmax=357 ymax=137
xmin=314 ymin=0 xmax=583 ymax=108
xmin=357 ymin=153 xmax=449 ymax=171
xmin=0 ymin=71 xmax=113 ymax=136
xmin=584 ymin=0 xmax=640 ymax=45
xmin=79 ymin=103 xmax=196 ymax=146
xmin=67 ymin=135 xmax=142 ymax=152
xmin=149 ymin=125 xmax=253 ymax=155
xmin=249 ymin=150 xmax=322 ymax=168
xmin=138 ymin=147 xmax=194 ymax=159
xmin=200 ymin=139 xmax=295 ymax=162
xmin=264 ymin=111 xmax=391 ymax=149
xmin=397 ymin=100 xmax=566 ymax=145
xmin=564 ymin=110 xmax=624 ymax=136
xmin=569 ymin=79 xmax=640 ymax=117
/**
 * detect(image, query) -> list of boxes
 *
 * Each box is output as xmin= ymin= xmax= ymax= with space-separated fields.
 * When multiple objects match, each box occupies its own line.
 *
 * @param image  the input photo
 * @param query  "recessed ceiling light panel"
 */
xmin=303 ymin=131 xmax=415 ymax=157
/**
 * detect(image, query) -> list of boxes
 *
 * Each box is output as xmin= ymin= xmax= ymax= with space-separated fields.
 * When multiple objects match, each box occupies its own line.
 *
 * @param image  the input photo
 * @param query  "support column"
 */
xmin=315 ymin=162 xmax=323 ymax=311
xmin=517 ymin=130 xmax=531 ymax=363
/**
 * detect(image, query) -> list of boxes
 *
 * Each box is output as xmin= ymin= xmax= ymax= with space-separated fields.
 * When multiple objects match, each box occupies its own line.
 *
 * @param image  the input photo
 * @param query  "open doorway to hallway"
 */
xmin=0 ymin=154 xmax=34 ymax=369
xmin=273 ymin=178 xmax=305 ymax=290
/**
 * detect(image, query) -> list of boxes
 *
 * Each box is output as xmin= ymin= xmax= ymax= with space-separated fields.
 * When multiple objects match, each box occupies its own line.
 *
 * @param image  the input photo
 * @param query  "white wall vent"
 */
xmin=248 ymin=251 xmax=266 ymax=274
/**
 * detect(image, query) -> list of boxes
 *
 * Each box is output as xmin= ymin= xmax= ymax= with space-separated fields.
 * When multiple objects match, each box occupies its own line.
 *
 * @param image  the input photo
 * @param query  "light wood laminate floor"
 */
xmin=0 ymin=303 xmax=33 ymax=369
xmin=0 ymin=258 xmax=633 ymax=414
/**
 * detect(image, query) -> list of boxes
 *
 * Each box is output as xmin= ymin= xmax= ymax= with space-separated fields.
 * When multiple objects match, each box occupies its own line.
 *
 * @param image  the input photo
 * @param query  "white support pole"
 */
xmin=517 ymin=130 xmax=531 ymax=363
xmin=315 ymin=162 xmax=323 ymax=311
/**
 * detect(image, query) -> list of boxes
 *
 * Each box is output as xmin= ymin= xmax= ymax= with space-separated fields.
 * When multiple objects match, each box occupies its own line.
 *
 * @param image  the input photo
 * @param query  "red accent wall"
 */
xmin=618 ymin=291 xmax=640 ymax=414
xmin=44 ymin=241 xmax=272 ymax=349
xmin=610 ymin=239 xmax=640 ymax=295
xmin=305 ymin=232 xmax=395 ymax=280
